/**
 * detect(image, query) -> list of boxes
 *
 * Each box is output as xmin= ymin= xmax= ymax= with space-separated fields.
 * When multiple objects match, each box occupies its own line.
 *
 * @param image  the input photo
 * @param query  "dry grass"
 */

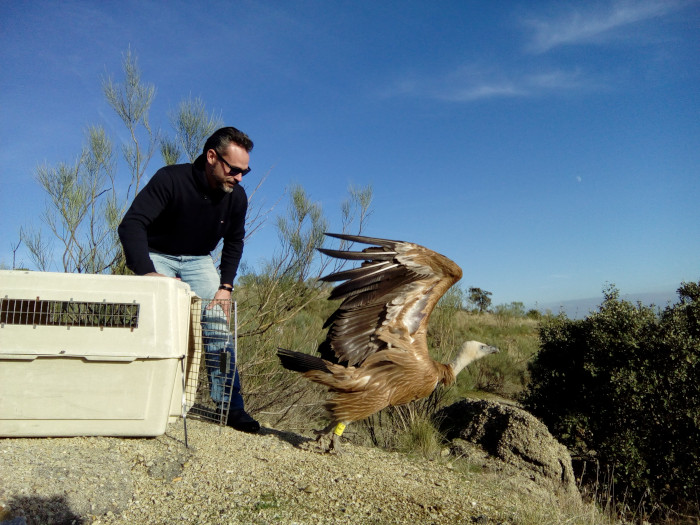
xmin=238 ymin=305 xmax=541 ymax=436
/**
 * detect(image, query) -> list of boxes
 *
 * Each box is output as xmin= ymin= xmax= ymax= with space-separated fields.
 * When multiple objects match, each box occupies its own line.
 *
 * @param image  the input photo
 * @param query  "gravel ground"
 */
xmin=0 ymin=418 xmax=581 ymax=525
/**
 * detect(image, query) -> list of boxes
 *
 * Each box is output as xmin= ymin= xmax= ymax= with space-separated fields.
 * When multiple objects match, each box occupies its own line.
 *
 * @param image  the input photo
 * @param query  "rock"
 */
xmin=436 ymin=399 xmax=580 ymax=499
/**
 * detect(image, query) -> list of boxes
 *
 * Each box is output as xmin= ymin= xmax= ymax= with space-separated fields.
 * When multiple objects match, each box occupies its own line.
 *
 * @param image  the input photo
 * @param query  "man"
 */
xmin=118 ymin=126 xmax=259 ymax=433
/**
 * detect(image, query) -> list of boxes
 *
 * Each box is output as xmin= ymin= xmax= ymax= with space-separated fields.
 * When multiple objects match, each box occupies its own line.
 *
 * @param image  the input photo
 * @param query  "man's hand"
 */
xmin=208 ymin=287 xmax=233 ymax=319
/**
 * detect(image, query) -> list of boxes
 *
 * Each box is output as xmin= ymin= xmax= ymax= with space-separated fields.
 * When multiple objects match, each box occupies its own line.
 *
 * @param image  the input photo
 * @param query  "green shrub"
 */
xmin=522 ymin=282 xmax=700 ymax=517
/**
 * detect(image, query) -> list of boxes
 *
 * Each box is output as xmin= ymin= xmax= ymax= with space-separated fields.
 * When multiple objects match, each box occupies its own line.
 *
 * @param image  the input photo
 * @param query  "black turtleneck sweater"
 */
xmin=117 ymin=155 xmax=247 ymax=286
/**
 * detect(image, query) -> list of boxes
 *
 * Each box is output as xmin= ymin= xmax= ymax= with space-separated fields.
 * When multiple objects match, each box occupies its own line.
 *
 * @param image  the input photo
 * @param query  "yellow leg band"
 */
xmin=333 ymin=423 xmax=346 ymax=436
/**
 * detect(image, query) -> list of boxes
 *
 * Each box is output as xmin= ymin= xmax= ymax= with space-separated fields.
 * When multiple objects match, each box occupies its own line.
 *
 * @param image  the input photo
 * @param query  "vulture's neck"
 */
xmin=449 ymin=347 xmax=479 ymax=377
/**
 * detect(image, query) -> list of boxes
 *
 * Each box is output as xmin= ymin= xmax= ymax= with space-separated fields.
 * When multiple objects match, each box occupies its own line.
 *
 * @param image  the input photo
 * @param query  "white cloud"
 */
xmin=523 ymin=0 xmax=688 ymax=53
xmin=387 ymin=65 xmax=586 ymax=102
xmin=379 ymin=0 xmax=691 ymax=103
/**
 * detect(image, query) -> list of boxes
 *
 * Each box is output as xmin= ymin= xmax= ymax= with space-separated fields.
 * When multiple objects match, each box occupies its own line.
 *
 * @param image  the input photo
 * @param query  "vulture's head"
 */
xmin=449 ymin=340 xmax=499 ymax=376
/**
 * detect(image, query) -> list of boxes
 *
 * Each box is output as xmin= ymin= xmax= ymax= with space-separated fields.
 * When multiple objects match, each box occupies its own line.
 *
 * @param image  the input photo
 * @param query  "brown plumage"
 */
xmin=277 ymin=233 xmax=498 ymax=451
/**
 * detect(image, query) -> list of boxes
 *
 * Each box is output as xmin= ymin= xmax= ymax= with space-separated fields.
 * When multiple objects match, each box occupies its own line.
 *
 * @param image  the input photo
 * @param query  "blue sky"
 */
xmin=1 ymin=0 xmax=698 ymax=311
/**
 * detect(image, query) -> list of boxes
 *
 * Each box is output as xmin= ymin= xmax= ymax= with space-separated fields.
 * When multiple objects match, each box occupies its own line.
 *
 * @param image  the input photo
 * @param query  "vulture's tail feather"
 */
xmin=277 ymin=348 xmax=330 ymax=374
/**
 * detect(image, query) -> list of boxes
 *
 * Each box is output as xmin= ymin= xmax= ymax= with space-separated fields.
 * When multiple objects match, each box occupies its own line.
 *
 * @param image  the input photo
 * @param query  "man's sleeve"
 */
xmin=219 ymin=190 xmax=248 ymax=286
xmin=117 ymin=170 xmax=172 ymax=275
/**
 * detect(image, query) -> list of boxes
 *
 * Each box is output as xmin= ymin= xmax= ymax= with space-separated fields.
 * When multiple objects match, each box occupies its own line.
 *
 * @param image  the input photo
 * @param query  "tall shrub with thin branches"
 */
xmin=22 ymin=126 xmax=119 ymax=273
xmin=102 ymin=48 xmax=156 ymax=201
xmin=20 ymin=50 xmax=224 ymax=274
xmin=167 ymin=95 xmax=223 ymax=163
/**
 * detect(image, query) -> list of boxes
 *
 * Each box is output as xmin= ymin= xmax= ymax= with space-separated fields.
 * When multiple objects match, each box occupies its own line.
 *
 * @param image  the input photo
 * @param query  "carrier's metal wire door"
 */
xmin=183 ymin=297 xmax=237 ymax=426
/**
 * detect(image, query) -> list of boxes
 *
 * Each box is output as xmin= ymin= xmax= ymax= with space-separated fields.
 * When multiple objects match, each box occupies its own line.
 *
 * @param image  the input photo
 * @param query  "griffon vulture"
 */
xmin=277 ymin=233 xmax=498 ymax=451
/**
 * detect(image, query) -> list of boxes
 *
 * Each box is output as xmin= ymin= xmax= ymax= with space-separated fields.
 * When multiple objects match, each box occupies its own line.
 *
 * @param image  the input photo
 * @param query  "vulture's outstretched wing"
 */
xmin=317 ymin=233 xmax=462 ymax=366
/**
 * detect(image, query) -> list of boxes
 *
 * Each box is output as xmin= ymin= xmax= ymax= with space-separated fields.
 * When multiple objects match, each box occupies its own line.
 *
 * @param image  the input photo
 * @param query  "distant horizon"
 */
xmin=0 ymin=264 xmax=690 ymax=320
xmin=534 ymin=289 xmax=682 ymax=319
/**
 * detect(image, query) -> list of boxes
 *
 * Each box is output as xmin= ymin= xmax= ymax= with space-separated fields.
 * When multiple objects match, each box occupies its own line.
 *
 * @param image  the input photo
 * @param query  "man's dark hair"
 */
xmin=203 ymin=126 xmax=254 ymax=155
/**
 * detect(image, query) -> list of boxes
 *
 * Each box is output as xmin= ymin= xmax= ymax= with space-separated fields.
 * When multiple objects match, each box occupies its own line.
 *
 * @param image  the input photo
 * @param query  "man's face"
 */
xmin=205 ymin=143 xmax=250 ymax=193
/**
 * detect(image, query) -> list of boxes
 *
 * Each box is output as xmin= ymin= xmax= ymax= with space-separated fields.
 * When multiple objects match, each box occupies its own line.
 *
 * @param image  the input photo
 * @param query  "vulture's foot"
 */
xmin=313 ymin=422 xmax=345 ymax=454
xmin=314 ymin=431 xmax=330 ymax=451
xmin=313 ymin=426 xmax=334 ymax=453
xmin=328 ymin=432 xmax=342 ymax=453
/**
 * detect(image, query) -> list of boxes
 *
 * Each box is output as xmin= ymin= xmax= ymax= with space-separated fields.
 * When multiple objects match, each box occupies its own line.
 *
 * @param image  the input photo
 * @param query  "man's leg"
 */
xmin=148 ymin=252 xmax=180 ymax=278
xmin=178 ymin=255 xmax=258 ymax=433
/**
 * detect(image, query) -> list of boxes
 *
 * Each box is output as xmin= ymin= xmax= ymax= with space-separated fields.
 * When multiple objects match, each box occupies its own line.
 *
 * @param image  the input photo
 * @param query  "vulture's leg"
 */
xmin=327 ymin=421 xmax=349 ymax=453
xmin=313 ymin=421 xmax=349 ymax=453
xmin=328 ymin=423 xmax=343 ymax=452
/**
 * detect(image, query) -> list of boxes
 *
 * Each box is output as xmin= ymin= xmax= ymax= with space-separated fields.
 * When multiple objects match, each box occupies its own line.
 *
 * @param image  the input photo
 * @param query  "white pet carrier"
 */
xmin=0 ymin=270 xmax=201 ymax=437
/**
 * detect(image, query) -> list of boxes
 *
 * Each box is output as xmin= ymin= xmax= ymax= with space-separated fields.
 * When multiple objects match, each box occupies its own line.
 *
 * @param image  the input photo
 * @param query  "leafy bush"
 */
xmin=522 ymin=283 xmax=700 ymax=517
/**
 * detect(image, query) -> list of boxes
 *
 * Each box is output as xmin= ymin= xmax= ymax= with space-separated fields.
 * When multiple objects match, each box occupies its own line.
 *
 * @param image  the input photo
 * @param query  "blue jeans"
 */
xmin=149 ymin=252 xmax=244 ymax=412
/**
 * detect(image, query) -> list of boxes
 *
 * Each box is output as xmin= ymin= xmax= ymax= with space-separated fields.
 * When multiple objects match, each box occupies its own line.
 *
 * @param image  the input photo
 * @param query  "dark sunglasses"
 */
xmin=216 ymin=150 xmax=251 ymax=176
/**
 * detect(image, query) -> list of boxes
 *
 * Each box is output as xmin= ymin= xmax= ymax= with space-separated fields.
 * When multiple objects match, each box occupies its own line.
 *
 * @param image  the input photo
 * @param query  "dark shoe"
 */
xmin=226 ymin=409 xmax=260 ymax=433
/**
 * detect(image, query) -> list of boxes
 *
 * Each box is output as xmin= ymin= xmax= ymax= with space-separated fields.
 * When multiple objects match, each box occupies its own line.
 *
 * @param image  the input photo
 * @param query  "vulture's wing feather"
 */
xmin=327 ymin=266 xmax=415 ymax=305
xmin=320 ymin=261 xmax=399 ymax=283
xmin=323 ymin=232 xmax=402 ymax=246
xmin=318 ymin=233 xmax=462 ymax=366
xmin=318 ymin=247 xmax=397 ymax=261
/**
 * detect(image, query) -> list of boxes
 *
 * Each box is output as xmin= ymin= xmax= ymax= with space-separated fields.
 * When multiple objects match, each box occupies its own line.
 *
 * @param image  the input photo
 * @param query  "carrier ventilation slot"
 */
xmin=0 ymin=298 xmax=140 ymax=329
